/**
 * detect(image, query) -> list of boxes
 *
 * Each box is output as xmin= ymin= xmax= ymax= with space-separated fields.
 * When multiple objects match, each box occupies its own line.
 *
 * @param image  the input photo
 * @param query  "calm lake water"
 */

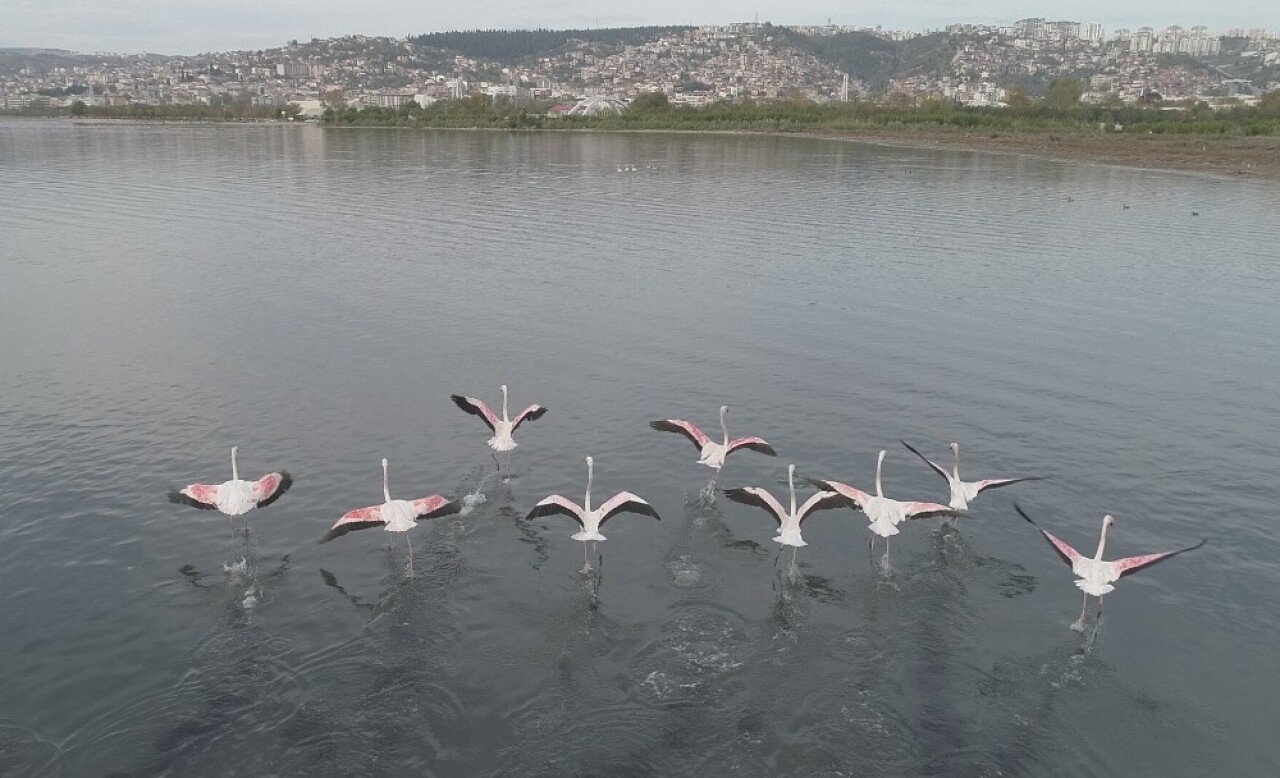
xmin=2 ymin=119 xmax=1279 ymax=776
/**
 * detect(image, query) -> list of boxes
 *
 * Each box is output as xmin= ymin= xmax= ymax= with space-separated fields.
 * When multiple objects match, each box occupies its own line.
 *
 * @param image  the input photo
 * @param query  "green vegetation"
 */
xmin=410 ymin=26 xmax=693 ymax=61
xmin=773 ymin=26 xmax=955 ymax=89
xmin=322 ymin=90 xmax=1280 ymax=137
xmin=1 ymin=103 xmax=301 ymax=120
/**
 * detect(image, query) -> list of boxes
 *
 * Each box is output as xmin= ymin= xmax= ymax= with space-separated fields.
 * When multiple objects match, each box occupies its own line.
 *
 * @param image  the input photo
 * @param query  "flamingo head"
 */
xmin=231 ymin=445 xmax=238 ymax=456
xmin=1103 ymin=514 xmax=1116 ymax=529
xmin=585 ymin=455 xmax=594 ymax=467
xmin=788 ymin=463 xmax=796 ymax=476
xmin=500 ymin=384 xmax=508 ymax=394
xmin=720 ymin=405 xmax=729 ymax=416
xmin=381 ymin=457 xmax=388 ymax=469
xmin=877 ymin=450 xmax=887 ymax=464
xmin=950 ymin=442 xmax=959 ymax=452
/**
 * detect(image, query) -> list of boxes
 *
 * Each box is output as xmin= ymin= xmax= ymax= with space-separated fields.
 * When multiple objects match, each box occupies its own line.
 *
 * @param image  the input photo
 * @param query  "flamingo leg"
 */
xmin=1072 ymin=592 xmax=1088 ymax=632
xmin=406 ymin=535 xmax=415 ymax=577
xmin=580 ymin=542 xmax=592 ymax=574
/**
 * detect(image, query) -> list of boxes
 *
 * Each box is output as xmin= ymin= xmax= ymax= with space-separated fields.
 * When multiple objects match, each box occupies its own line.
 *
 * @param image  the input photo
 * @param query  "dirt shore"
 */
xmin=803 ymin=129 xmax=1280 ymax=180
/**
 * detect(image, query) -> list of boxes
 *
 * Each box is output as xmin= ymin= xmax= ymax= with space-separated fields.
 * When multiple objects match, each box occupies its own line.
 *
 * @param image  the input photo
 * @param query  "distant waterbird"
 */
xmin=900 ymin=440 xmax=1042 ymax=511
xmin=1015 ymin=503 xmax=1205 ymax=631
xmin=322 ymin=458 xmax=460 ymax=572
xmin=723 ymin=464 xmax=853 ymax=548
xmin=806 ymin=450 xmax=963 ymax=558
xmin=169 ymin=446 xmax=292 ymax=524
xmin=650 ymin=405 xmax=776 ymax=472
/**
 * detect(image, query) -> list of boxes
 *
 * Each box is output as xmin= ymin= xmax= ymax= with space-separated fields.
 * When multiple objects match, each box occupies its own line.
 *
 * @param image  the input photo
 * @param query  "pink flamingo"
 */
xmin=1016 ymin=503 xmax=1205 ymax=631
xmin=451 ymin=385 xmax=547 ymax=476
xmin=724 ymin=464 xmax=853 ymax=548
xmin=525 ymin=456 xmax=660 ymax=571
xmin=649 ymin=405 xmax=776 ymax=472
xmin=901 ymin=440 xmax=1042 ymax=511
xmin=806 ymin=450 xmax=963 ymax=559
xmin=170 ymin=446 xmax=291 ymax=524
xmin=323 ymin=458 xmax=459 ymax=572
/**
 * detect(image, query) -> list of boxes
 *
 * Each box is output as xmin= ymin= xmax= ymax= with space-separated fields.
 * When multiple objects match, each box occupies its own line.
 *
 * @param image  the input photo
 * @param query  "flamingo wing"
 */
xmin=802 ymin=477 xmax=870 ymax=510
xmin=1014 ymin=503 xmax=1083 ymax=567
xmin=411 ymin=495 xmax=461 ymax=521
xmin=252 ymin=471 xmax=293 ymax=508
xmin=723 ymin=487 xmax=789 ymax=527
xmin=901 ymin=501 xmax=966 ymax=520
xmin=796 ymin=490 xmax=857 ymax=525
xmin=169 ymin=483 xmax=221 ymax=510
xmin=727 ymin=436 xmax=777 ymax=457
xmin=1115 ymin=539 xmax=1206 ymax=578
xmin=649 ymin=419 xmax=710 ymax=450
xmin=511 ymin=404 xmax=548 ymax=431
xmin=599 ymin=492 xmax=661 ymax=525
xmin=451 ymin=394 xmax=499 ymax=432
xmin=900 ymin=440 xmax=951 ymax=482
xmin=974 ymin=476 xmax=1043 ymax=494
xmin=525 ymin=495 xmax=586 ymax=527
xmin=321 ymin=504 xmax=386 ymax=543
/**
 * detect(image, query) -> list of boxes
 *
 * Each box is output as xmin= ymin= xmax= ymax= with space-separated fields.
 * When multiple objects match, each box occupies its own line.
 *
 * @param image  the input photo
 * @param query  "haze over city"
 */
xmin=4 ymin=1 xmax=1280 ymax=54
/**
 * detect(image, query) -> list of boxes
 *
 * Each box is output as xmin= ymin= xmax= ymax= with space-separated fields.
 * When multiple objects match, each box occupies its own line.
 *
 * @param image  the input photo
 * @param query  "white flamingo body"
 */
xmin=1016 ymin=504 xmax=1205 ymax=629
xmin=451 ymin=385 xmax=547 ymax=452
xmin=650 ymin=406 xmax=775 ymax=472
xmin=171 ymin=446 xmax=291 ymax=518
xmin=724 ymin=464 xmax=852 ymax=547
xmin=525 ymin=456 xmax=660 ymax=542
xmin=902 ymin=441 xmax=1041 ymax=511
xmin=323 ymin=458 xmax=459 ymax=543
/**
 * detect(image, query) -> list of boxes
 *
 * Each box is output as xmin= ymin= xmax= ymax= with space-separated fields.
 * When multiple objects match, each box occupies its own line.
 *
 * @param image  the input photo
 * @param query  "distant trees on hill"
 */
xmin=411 ymin=26 xmax=693 ymax=61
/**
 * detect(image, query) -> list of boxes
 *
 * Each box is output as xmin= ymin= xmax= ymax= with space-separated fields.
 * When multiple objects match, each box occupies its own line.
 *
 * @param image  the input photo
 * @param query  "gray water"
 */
xmin=2 ymin=120 xmax=1278 ymax=776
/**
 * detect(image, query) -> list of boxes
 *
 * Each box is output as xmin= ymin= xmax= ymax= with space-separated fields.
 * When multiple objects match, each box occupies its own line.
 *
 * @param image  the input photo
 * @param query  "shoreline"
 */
xmin=27 ymin=115 xmax=1280 ymax=180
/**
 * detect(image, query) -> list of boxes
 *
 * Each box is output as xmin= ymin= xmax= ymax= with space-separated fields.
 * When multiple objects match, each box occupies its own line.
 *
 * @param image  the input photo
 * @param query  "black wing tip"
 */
xmin=419 ymin=500 xmax=462 ymax=521
xmin=648 ymin=419 xmax=672 ymax=430
xmin=169 ymin=489 xmax=216 ymax=510
xmin=1013 ymin=502 xmax=1037 ymax=525
xmin=319 ymin=520 xmax=382 ymax=543
xmin=525 ymin=406 xmax=548 ymax=421
xmin=759 ymin=443 xmax=778 ymax=456
xmin=450 ymin=394 xmax=474 ymax=410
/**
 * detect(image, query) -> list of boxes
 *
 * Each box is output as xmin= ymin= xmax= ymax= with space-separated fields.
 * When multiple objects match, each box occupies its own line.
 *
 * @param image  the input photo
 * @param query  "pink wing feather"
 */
xmin=512 ymin=404 xmax=548 ymax=429
xmin=806 ymin=478 xmax=871 ymax=509
xmin=411 ymin=494 xmax=459 ymax=520
xmin=902 ymin=501 xmax=965 ymax=520
xmin=649 ymin=419 xmax=711 ymax=449
xmin=727 ymin=436 xmax=777 ymax=456
xmin=723 ymin=486 xmax=789 ymax=525
xmin=182 ymin=483 xmax=220 ymax=505
xmin=1114 ymin=540 xmax=1206 ymax=577
xmin=451 ymin=395 xmax=500 ymax=432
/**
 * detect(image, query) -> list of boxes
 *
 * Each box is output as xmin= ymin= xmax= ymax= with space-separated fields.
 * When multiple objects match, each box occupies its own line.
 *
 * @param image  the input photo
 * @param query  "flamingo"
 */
xmin=322 ymin=458 xmax=460 ymax=571
xmin=724 ymin=464 xmax=853 ymax=551
xmin=649 ymin=405 xmax=776 ymax=472
xmin=169 ymin=446 xmax=292 ymax=522
xmin=901 ymin=440 xmax=1042 ymax=511
xmin=1015 ymin=504 xmax=1205 ymax=631
xmin=806 ymin=450 xmax=963 ymax=558
xmin=525 ymin=456 xmax=660 ymax=570
xmin=450 ymin=385 xmax=547 ymax=452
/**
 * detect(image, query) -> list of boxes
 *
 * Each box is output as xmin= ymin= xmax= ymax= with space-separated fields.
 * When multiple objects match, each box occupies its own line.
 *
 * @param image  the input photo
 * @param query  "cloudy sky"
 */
xmin=4 ymin=1 xmax=1277 ymax=55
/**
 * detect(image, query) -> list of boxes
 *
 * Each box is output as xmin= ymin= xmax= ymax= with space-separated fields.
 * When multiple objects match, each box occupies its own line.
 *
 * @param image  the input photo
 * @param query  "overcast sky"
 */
xmin=4 ymin=1 xmax=1277 ymax=55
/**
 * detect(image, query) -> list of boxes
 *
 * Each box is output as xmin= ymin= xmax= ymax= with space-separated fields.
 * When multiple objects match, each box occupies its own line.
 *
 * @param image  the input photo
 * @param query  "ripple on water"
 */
xmin=633 ymin=603 xmax=752 ymax=706
xmin=0 ymin=721 xmax=57 ymax=776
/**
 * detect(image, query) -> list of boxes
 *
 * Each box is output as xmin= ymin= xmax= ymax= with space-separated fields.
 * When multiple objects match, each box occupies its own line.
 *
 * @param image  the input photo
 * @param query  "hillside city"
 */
xmin=3 ymin=19 xmax=1278 ymax=116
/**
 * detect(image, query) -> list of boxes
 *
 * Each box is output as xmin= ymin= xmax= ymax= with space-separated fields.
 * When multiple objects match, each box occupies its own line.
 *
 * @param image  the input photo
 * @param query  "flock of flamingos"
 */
xmin=170 ymin=385 xmax=1205 ymax=632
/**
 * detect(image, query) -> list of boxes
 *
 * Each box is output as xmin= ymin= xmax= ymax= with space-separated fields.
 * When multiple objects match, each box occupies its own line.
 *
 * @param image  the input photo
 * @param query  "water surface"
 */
xmin=2 ymin=120 xmax=1278 ymax=776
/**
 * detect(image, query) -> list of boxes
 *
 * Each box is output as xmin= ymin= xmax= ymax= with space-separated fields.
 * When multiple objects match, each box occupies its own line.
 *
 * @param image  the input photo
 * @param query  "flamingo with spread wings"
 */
xmin=1016 ymin=503 xmax=1205 ymax=631
xmin=649 ymin=405 xmax=775 ymax=471
xmin=806 ymin=450 xmax=963 ymax=557
xmin=323 ymin=458 xmax=460 ymax=573
xmin=901 ymin=440 xmax=1042 ymax=511
xmin=170 ymin=446 xmax=292 ymax=522
xmin=723 ymin=464 xmax=853 ymax=548
xmin=525 ymin=456 xmax=661 ymax=543
xmin=450 ymin=385 xmax=547 ymax=452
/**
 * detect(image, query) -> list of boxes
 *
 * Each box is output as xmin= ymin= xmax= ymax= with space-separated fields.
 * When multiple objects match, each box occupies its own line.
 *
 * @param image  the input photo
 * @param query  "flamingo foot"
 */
xmin=1071 ymin=618 xmax=1087 ymax=633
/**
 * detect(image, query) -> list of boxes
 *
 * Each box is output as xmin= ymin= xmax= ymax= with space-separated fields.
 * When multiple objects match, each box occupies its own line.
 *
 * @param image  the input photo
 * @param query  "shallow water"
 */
xmin=2 ymin=120 xmax=1278 ymax=776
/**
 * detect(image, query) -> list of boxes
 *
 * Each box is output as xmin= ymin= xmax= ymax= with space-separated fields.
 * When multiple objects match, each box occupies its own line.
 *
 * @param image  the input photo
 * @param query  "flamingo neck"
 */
xmin=875 ymin=456 xmax=884 ymax=497
xmin=952 ymin=447 xmax=960 ymax=479
xmin=1094 ymin=520 xmax=1109 ymax=560
xmin=501 ymin=386 xmax=509 ymax=421
xmin=788 ymin=468 xmax=796 ymax=517
xmin=382 ymin=461 xmax=391 ymax=502
xmin=231 ymin=448 xmax=239 ymax=480
xmin=584 ymin=460 xmax=594 ymax=512
xmin=720 ymin=409 xmax=729 ymax=445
